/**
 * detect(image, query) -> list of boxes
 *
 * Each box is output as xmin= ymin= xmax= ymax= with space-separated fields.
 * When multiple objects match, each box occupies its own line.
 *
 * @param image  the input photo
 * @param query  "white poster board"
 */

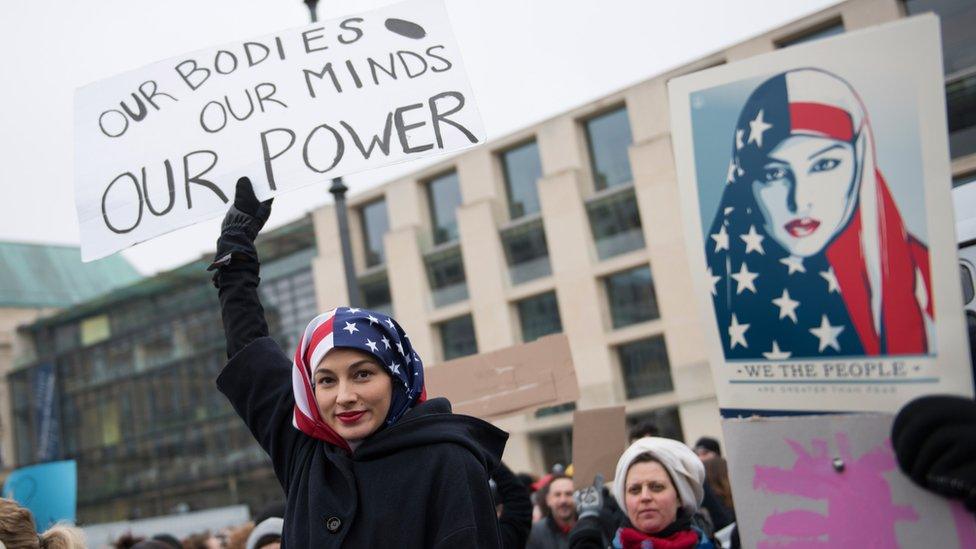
xmin=667 ymin=15 xmax=973 ymax=413
xmin=74 ymin=0 xmax=484 ymax=261
xmin=724 ymin=414 xmax=976 ymax=548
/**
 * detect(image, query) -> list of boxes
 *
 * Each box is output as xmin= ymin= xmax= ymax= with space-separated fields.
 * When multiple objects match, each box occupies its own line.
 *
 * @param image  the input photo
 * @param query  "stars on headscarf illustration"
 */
xmin=763 ymin=341 xmax=791 ymax=360
xmin=780 ymin=256 xmax=806 ymax=275
xmin=731 ymin=262 xmax=758 ymax=295
xmin=772 ymin=289 xmax=800 ymax=323
xmin=729 ymin=314 xmax=750 ymax=349
xmin=820 ymin=267 xmax=841 ymax=293
xmin=748 ymin=109 xmax=773 ymax=147
xmin=712 ymin=225 xmax=730 ymax=252
xmin=810 ymin=315 xmax=844 ymax=352
xmin=740 ymin=225 xmax=765 ymax=255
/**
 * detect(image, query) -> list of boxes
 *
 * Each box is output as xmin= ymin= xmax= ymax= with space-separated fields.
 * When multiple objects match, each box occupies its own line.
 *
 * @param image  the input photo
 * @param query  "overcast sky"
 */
xmin=0 ymin=0 xmax=840 ymax=275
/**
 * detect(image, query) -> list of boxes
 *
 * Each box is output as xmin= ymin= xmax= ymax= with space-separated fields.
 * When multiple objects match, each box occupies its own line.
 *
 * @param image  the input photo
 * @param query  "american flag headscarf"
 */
xmin=291 ymin=307 xmax=427 ymax=450
xmin=706 ymin=68 xmax=934 ymax=361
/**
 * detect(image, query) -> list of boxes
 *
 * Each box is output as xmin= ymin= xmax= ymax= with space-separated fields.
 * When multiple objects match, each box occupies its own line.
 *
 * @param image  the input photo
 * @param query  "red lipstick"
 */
xmin=785 ymin=217 xmax=820 ymax=238
xmin=336 ymin=411 xmax=366 ymax=424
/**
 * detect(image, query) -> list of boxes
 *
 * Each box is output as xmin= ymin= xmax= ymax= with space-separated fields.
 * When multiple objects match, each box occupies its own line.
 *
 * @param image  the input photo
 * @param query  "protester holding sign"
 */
xmin=569 ymin=438 xmax=716 ymax=549
xmin=210 ymin=178 xmax=506 ymax=548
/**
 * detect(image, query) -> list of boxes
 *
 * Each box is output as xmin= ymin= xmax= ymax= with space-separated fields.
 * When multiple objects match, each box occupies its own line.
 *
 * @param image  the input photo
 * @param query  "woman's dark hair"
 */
xmin=629 ymin=421 xmax=659 ymax=442
xmin=114 ymin=532 xmax=145 ymax=549
xmin=149 ymin=534 xmax=181 ymax=549
xmin=704 ymin=457 xmax=734 ymax=512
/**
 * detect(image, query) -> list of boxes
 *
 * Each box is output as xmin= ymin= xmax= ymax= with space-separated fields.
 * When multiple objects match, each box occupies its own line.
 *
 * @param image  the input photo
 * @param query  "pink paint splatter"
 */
xmin=753 ymin=433 xmax=919 ymax=548
xmin=950 ymin=501 xmax=976 ymax=547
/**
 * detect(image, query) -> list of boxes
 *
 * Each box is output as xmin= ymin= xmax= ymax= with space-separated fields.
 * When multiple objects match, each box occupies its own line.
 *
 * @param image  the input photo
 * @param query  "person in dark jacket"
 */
xmin=211 ymin=178 xmax=508 ymax=548
xmin=527 ymin=474 xmax=577 ymax=549
xmin=491 ymin=461 xmax=533 ymax=549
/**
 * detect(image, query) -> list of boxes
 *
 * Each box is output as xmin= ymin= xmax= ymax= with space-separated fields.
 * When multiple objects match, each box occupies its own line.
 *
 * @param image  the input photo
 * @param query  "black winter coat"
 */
xmin=214 ymin=260 xmax=508 ymax=548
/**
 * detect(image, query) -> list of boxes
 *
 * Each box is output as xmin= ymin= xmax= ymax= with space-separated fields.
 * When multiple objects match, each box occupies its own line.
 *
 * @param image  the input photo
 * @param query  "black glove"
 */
xmin=892 ymin=394 xmax=976 ymax=512
xmin=209 ymin=177 xmax=273 ymax=272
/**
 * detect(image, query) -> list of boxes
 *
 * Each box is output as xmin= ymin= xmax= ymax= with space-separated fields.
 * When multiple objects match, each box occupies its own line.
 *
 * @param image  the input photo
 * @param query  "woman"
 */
xmin=0 ymin=498 xmax=85 ymax=549
xmin=570 ymin=438 xmax=714 ymax=548
xmin=706 ymin=69 xmax=933 ymax=360
xmin=210 ymin=178 xmax=507 ymax=548
xmin=703 ymin=457 xmax=734 ymax=517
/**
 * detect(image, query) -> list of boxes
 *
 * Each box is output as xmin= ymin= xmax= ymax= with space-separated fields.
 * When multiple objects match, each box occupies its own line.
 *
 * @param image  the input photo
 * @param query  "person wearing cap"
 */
xmin=245 ymin=517 xmax=283 ymax=549
xmin=569 ymin=437 xmax=716 ymax=549
xmin=209 ymin=178 xmax=507 ymax=548
xmin=693 ymin=437 xmax=721 ymax=462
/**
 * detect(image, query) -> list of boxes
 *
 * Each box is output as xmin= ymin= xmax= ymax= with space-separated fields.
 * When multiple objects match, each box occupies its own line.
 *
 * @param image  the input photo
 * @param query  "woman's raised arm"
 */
xmin=209 ymin=177 xmax=274 ymax=358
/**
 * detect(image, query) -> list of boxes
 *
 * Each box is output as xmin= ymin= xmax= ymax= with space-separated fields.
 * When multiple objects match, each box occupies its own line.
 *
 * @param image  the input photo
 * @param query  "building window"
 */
xmin=501 ymin=217 xmax=552 ymax=284
xmin=905 ymin=0 xmax=976 ymax=158
xmin=585 ymin=107 xmax=633 ymax=191
xmin=954 ymin=173 xmax=976 ymax=188
xmin=587 ymin=186 xmax=645 ymax=260
xmin=617 ymin=336 xmax=674 ymax=399
xmin=359 ymin=199 xmax=389 ymax=268
xmin=605 ymin=265 xmax=660 ymax=329
xmin=359 ymin=269 xmax=393 ymax=317
xmin=438 ymin=314 xmax=477 ymax=360
xmin=626 ymin=407 xmax=684 ymax=441
xmin=535 ymin=428 xmax=573 ymax=473
xmin=425 ymin=245 xmax=468 ymax=307
xmin=960 ymin=264 xmax=974 ymax=306
xmin=776 ymin=20 xmax=844 ymax=48
xmin=517 ymin=291 xmax=563 ymax=342
xmin=535 ymin=401 xmax=577 ymax=418
xmin=135 ymin=329 xmax=173 ymax=371
xmin=426 ymin=171 xmax=463 ymax=245
xmin=260 ymin=267 xmax=318 ymax=354
xmin=500 ymin=140 xmax=543 ymax=219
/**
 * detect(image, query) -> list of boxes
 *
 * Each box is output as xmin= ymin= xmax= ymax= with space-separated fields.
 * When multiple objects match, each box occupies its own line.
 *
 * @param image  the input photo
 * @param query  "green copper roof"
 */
xmin=0 ymin=241 xmax=142 ymax=308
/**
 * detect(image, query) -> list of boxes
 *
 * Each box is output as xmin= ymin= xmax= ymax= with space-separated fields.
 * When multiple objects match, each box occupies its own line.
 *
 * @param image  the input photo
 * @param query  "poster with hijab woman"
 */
xmin=668 ymin=15 xmax=973 ymax=414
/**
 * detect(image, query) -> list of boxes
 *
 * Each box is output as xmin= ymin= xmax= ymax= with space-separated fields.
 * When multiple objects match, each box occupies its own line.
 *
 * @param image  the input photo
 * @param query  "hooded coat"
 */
xmin=215 ymin=262 xmax=507 ymax=548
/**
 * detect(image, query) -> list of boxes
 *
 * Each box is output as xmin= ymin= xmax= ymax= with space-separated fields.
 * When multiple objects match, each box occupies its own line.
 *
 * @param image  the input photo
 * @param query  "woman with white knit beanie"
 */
xmin=571 ymin=437 xmax=715 ymax=549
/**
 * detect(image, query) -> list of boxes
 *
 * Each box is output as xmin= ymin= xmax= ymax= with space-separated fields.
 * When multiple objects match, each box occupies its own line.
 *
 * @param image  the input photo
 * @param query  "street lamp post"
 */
xmin=302 ymin=0 xmax=362 ymax=307
xmin=330 ymin=177 xmax=362 ymax=307
xmin=303 ymin=0 xmax=319 ymax=23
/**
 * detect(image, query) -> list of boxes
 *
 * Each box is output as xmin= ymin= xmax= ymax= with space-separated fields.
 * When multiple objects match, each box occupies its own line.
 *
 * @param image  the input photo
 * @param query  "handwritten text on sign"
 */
xmin=74 ymin=0 xmax=484 ymax=261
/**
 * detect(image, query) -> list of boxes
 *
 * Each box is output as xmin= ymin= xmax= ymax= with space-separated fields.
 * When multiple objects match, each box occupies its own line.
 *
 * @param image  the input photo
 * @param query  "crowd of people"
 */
xmin=2 ymin=178 xmax=973 ymax=549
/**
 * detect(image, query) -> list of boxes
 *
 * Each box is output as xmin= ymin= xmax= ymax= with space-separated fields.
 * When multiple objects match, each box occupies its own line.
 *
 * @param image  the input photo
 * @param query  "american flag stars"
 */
xmin=810 ymin=315 xmax=844 ymax=352
xmin=780 ymin=255 xmax=806 ymax=275
xmin=747 ymin=109 xmax=773 ymax=147
xmin=772 ymin=289 xmax=800 ymax=323
xmin=711 ymin=225 xmax=730 ymax=252
xmin=731 ymin=262 xmax=758 ymax=295
xmin=820 ymin=267 xmax=841 ymax=293
xmin=728 ymin=314 xmax=750 ymax=349
xmin=740 ymin=225 xmax=765 ymax=255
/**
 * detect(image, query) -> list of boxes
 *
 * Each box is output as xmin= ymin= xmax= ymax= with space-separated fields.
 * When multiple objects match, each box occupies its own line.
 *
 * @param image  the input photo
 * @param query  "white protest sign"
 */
xmin=74 ymin=0 xmax=484 ymax=261
xmin=667 ymin=15 xmax=973 ymax=413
